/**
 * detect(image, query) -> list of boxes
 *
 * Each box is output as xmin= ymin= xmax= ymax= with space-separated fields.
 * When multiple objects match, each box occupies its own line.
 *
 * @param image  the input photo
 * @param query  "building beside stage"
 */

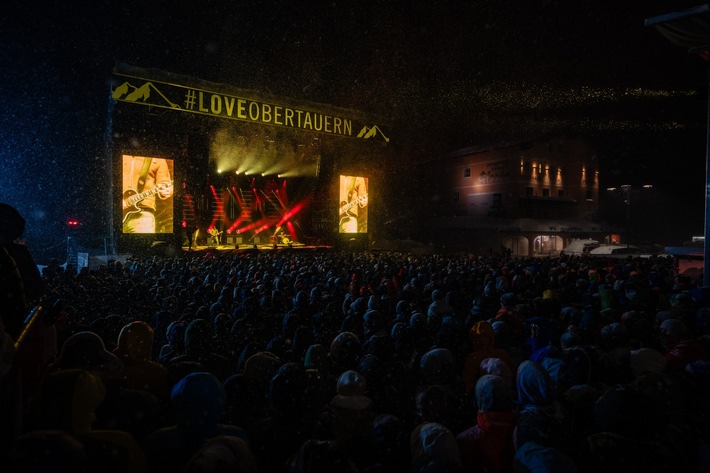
xmin=419 ymin=134 xmax=615 ymax=256
xmin=73 ymin=63 xmax=627 ymax=262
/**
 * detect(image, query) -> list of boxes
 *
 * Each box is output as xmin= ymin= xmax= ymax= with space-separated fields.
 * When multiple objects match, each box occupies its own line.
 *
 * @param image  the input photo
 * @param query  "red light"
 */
xmin=67 ymin=219 xmax=79 ymax=226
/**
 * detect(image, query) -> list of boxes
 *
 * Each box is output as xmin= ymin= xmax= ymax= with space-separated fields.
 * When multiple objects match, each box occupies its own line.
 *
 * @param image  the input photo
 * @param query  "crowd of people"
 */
xmin=2 ymin=203 xmax=710 ymax=472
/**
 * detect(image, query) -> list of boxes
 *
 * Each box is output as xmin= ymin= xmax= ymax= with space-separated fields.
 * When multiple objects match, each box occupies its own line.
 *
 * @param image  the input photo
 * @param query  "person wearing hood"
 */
xmin=46 ymin=330 xmax=124 ymax=381
xmin=224 ymin=351 xmax=282 ymax=427
xmin=303 ymin=343 xmax=336 ymax=417
xmin=110 ymin=321 xmax=169 ymax=401
xmin=182 ymin=435 xmax=257 ymax=473
xmin=577 ymin=384 xmax=681 ymax=472
xmin=324 ymin=369 xmax=377 ymax=471
xmin=0 ymin=202 xmax=44 ymax=341
xmin=427 ymin=289 xmax=454 ymax=329
xmin=158 ymin=319 xmax=187 ymax=364
xmin=494 ymin=292 xmax=526 ymax=347
xmin=328 ymin=331 xmax=362 ymax=377
xmin=395 ymin=299 xmax=413 ymax=325
xmin=513 ymin=360 xmax=565 ymax=454
xmin=0 ymin=203 xmax=49 ymax=446
xmin=35 ymin=368 xmax=148 ymax=472
xmin=410 ymin=422 xmax=462 ymax=472
xmin=362 ymin=309 xmax=392 ymax=358
xmin=142 ymin=371 xmax=249 ymax=473
xmin=366 ymin=413 xmax=411 ymax=473
xmin=462 ymin=320 xmax=514 ymax=396
xmin=166 ymin=318 xmax=230 ymax=381
xmin=456 ymin=374 xmax=518 ymax=473
xmin=249 ymin=362 xmax=318 ymax=472
xmin=417 ymin=347 xmax=470 ymax=434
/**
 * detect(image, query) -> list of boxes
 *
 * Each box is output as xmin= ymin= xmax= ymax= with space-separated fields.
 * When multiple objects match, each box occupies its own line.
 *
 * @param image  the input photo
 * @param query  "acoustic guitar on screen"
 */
xmin=122 ymin=181 xmax=174 ymax=224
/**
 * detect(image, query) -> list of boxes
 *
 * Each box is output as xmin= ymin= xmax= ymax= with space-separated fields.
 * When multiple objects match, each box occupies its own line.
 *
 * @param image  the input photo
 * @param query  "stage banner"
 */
xmin=112 ymin=63 xmax=391 ymax=143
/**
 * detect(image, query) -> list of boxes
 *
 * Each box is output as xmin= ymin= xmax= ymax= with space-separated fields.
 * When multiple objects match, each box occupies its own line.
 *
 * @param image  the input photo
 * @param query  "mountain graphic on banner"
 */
xmin=112 ymin=81 xmax=181 ymax=109
xmin=357 ymin=125 xmax=390 ymax=142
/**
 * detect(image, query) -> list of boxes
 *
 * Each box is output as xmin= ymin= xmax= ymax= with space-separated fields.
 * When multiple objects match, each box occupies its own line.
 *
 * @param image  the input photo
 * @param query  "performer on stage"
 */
xmin=208 ymin=226 xmax=222 ymax=246
xmin=185 ymin=225 xmax=198 ymax=251
xmin=272 ymin=226 xmax=290 ymax=245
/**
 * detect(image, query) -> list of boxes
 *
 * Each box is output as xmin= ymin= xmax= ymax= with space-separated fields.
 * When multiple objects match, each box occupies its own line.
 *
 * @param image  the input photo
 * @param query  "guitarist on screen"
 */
xmin=122 ymin=156 xmax=173 ymax=234
xmin=339 ymin=175 xmax=368 ymax=233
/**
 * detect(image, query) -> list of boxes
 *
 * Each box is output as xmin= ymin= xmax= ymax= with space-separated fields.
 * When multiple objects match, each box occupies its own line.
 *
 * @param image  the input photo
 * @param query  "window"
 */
xmin=523 ymin=161 xmax=532 ymax=177
xmin=558 ymin=189 xmax=565 ymax=197
xmin=543 ymin=188 xmax=550 ymax=197
xmin=526 ymin=187 xmax=534 ymax=196
xmin=464 ymin=168 xmax=471 ymax=178
xmin=586 ymin=190 xmax=593 ymax=201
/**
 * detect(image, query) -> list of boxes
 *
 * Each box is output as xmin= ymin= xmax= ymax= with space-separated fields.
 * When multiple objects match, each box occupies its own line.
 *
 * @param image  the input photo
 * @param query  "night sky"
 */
xmin=2 ymin=1 xmax=709 ymax=261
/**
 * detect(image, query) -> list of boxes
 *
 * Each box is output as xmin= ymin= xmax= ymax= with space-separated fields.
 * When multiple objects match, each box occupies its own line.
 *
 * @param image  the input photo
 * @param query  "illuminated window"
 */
xmin=464 ymin=168 xmax=471 ymax=178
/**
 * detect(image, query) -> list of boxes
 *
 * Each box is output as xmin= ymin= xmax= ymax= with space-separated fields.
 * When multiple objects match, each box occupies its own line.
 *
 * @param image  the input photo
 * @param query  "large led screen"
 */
xmin=121 ymin=155 xmax=174 ymax=234
xmin=339 ymin=175 xmax=368 ymax=233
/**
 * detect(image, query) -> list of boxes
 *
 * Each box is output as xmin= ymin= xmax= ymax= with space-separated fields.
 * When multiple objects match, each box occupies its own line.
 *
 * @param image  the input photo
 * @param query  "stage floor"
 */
xmin=181 ymin=241 xmax=333 ymax=253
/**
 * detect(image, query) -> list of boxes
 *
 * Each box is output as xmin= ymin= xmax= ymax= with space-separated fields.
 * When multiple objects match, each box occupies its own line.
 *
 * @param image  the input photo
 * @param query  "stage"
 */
xmin=180 ymin=241 xmax=334 ymax=254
